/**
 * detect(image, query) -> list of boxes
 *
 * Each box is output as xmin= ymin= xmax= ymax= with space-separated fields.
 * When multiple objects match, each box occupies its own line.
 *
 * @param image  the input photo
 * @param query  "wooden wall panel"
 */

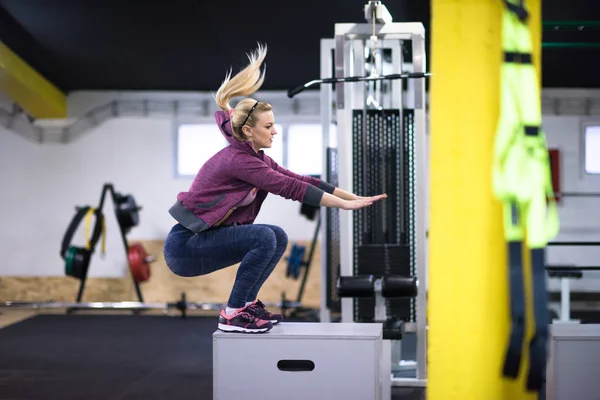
xmin=0 ymin=240 xmax=322 ymax=309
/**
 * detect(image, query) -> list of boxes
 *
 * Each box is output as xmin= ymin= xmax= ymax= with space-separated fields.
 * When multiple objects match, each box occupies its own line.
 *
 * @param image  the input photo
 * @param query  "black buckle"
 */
xmin=524 ymin=126 xmax=539 ymax=136
xmin=504 ymin=52 xmax=532 ymax=64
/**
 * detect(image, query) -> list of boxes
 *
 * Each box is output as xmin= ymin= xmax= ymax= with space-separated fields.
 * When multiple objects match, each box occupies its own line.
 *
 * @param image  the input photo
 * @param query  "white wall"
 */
xmin=544 ymin=115 xmax=600 ymax=292
xmin=2 ymin=89 xmax=600 ymax=291
xmin=0 ymin=115 xmax=318 ymax=278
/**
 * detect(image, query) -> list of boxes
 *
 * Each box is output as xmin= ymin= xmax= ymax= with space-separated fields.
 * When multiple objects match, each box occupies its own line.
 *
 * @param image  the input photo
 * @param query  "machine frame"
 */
xmin=319 ymin=22 xmax=428 ymax=388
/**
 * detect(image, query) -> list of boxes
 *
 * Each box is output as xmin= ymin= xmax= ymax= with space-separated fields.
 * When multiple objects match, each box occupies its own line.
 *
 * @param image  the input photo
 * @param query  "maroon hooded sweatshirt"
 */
xmin=168 ymin=110 xmax=335 ymax=233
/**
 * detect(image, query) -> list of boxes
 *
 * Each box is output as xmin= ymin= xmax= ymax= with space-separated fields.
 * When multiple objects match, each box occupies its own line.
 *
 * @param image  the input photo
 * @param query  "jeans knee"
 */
xmin=256 ymin=226 xmax=278 ymax=252
xmin=267 ymin=225 xmax=288 ymax=249
xmin=277 ymin=229 xmax=288 ymax=251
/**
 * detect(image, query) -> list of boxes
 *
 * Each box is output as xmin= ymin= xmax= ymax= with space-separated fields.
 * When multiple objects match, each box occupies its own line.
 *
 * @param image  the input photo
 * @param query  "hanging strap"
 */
xmin=503 ymin=0 xmax=529 ymax=22
xmin=524 ymin=151 xmax=559 ymax=391
xmin=527 ymin=247 xmax=549 ymax=390
xmin=84 ymin=208 xmax=106 ymax=255
xmin=502 ymin=206 xmax=526 ymax=379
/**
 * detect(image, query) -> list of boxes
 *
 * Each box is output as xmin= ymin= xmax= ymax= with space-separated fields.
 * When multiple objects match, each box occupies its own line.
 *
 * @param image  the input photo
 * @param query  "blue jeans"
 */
xmin=163 ymin=223 xmax=288 ymax=309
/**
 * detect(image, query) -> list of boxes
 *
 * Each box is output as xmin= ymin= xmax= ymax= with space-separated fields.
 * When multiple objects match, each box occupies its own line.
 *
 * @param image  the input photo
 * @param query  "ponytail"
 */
xmin=215 ymin=44 xmax=267 ymax=112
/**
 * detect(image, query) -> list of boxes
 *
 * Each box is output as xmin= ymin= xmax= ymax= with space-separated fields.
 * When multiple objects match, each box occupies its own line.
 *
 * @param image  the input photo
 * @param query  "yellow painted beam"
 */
xmin=0 ymin=41 xmax=66 ymax=118
xmin=428 ymin=0 xmax=541 ymax=399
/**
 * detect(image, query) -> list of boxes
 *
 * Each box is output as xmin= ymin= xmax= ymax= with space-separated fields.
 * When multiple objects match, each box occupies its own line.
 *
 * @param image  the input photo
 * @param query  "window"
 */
xmin=288 ymin=124 xmax=323 ymax=175
xmin=263 ymin=124 xmax=284 ymax=166
xmin=585 ymin=125 xmax=600 ymax=174
xmin=176 ymin=124 xmax=227 ymax=177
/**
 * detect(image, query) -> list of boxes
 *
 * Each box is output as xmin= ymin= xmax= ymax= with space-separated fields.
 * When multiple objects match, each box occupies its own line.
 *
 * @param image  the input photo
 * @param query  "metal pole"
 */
xmin=560 ymin=278 xmax=570 ymax=322
xmin=548 ymin=241 xmax=600 ymax=246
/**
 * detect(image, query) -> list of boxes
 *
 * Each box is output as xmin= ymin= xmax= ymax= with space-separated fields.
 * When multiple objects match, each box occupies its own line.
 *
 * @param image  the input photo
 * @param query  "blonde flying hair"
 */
xmin=215 ymin=44 xmax=273 ymax=141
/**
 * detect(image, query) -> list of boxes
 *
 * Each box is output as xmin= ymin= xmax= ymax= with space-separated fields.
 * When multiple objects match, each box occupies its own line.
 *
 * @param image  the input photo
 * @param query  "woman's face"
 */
xmin=244 ymin=111 xmax=278 ymax=152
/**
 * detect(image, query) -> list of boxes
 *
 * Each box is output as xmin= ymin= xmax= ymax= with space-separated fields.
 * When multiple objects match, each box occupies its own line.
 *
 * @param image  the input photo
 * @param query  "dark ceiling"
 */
xmin=0 ymin=0 xmax=599 ymax=94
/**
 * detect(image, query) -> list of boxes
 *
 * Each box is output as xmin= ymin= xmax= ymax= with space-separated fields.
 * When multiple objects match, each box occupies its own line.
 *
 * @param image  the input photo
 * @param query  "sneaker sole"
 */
xmin=218 ymin=323 xmax=271 ymax=333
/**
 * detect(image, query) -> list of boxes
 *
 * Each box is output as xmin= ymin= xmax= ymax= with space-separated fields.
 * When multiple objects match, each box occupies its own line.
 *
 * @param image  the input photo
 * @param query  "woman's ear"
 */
xmin=242 ymin=125 xmax=252 ymax=138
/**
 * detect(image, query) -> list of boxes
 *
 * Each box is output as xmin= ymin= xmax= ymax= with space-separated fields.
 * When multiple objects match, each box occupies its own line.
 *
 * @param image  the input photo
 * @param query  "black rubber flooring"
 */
xmin=0 ymin=314 xmax=424 ymax=400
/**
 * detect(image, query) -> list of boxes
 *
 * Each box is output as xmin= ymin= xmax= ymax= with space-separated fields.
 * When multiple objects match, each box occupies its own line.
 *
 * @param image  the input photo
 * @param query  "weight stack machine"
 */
xmin=319 ymin=14 xmax=428 ymax=389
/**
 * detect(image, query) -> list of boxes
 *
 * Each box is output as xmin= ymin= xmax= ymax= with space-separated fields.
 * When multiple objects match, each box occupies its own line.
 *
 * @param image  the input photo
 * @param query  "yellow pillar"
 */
xmin=428 ymin=0 xmax=541 ymax=399
xmin=529 ymin=0 xmax=542 ymax=81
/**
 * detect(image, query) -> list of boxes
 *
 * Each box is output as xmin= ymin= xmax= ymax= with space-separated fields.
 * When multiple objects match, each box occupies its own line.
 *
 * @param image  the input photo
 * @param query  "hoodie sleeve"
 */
xmin=230 ymin=154 xmax=326 ymax=206
xmin=264 ymin=154 xmax=336 ymax=194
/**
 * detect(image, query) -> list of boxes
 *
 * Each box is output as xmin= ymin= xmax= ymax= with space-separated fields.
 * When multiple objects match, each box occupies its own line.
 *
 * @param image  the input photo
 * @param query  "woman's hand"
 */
xmin=320 ymin=192 xmax=387 ymax=210
xmin=341 ymin=193 xmax=387 ymax=210
xmin=356 ymin=194 xmax=388 ymax=202
xmin=332 ymin=188 xmax=388 ymax=203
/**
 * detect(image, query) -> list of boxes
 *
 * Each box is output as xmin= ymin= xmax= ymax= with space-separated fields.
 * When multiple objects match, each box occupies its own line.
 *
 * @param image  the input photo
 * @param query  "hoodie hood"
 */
xmin=215 ymin=110 xmax=261 ymax=157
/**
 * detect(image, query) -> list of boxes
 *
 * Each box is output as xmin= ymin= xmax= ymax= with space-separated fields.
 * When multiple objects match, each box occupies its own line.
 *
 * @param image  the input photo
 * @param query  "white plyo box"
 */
xmin=213 ymin=322 xmax=384 ymax=400
xmin=547 ymin=323 xmax=600 ymax=400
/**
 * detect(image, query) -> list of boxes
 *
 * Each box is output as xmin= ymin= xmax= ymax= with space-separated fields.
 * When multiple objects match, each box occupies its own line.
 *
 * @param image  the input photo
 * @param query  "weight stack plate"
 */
xmin=402 ymin=109 xmax=416 ymax=323
xmin=352 ymin=109 xmax=409 ymax=322
xmin=352 ymin=110 xmax=364 ymax=322
xmin=325 ymin=147 xmax=341 ymax=312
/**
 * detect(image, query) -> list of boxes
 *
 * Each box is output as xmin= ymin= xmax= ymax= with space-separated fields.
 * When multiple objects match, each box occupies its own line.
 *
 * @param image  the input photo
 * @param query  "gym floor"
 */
xmin=0 ymin=310 xmax=425 ymax=400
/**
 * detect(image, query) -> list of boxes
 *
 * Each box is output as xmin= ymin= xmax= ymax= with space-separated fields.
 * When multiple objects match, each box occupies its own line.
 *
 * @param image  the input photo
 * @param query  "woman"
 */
xmin=164 ymin=44 xmax=386 ymax=333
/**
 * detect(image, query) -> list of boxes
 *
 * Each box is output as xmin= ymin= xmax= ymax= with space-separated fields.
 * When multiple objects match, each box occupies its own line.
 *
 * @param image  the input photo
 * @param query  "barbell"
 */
xmin=0 ymin=292 xmax=301 ymax=319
